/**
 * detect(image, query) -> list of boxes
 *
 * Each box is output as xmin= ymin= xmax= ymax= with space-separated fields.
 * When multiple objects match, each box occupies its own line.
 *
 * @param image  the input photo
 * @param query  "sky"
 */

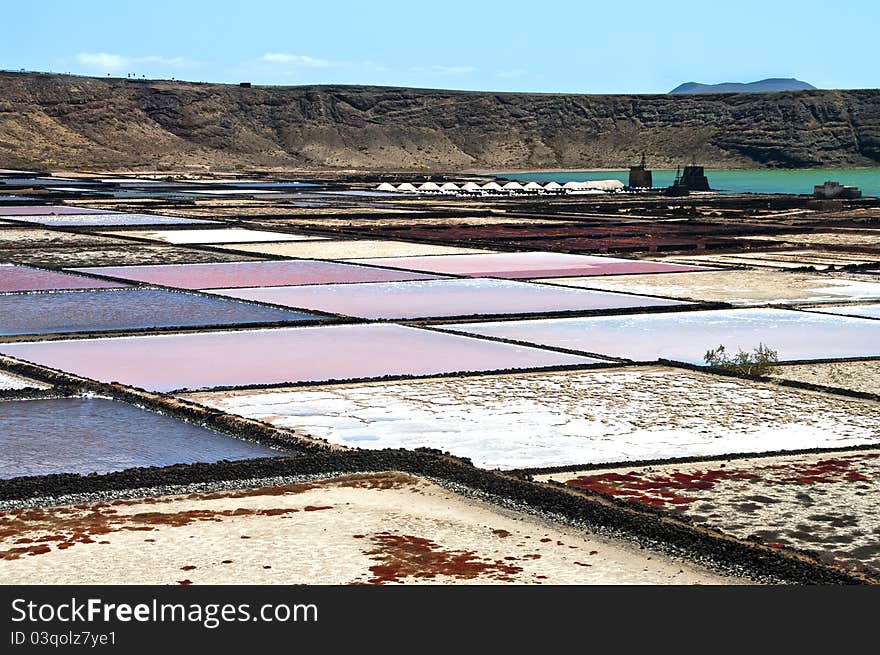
xmin=2 ymin=0 xmax=877 ymax=94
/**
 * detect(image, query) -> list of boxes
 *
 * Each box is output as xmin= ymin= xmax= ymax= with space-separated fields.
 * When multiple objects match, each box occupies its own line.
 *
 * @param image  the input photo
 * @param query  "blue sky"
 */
xmin=3 ymin=0 xmax=877 ymax=93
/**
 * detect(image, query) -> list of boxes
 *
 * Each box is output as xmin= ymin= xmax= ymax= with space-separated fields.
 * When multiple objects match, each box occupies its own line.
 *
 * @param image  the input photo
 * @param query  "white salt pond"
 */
xmin=438 ymin=308 xmax=880 ymax=363
xmin=182 ymin=367 xmax=880 ymax=470
xmin=102 ymin=228 xmax=327 ymax=245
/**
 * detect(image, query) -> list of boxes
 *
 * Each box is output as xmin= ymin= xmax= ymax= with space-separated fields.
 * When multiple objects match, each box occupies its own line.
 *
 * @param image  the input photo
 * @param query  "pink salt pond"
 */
xmin=0 ymin=324 xmax=601 ymax=392
xmin=0 ymin=264 xmax=128 ymax=293
xmin=69 ymin=260 xmax=441 ymax=290
xmin=349 ymin=251 xmax=712 ymax=279
xmin=207 ymin=278 xmax=690 ymax=320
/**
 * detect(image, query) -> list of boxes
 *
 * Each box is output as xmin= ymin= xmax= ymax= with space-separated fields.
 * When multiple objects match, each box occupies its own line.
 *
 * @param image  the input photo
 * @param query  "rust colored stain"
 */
xmin=1 ymin=544 xmax=52 ymax=560
xmin=177 ymin=580 xmax=193 ymax=586
xmin=303 ymin=505 xmax=333 ymax=512
xmin=566 ymin=454 xmax=878 ymax=510
xmin=491 ymin=529 xmax=511 ymax=538
xmin=180 ymin=565 xmax=197 ymax=571
xmin=0 ymin=503 xmax=299 ymax=560
xmin=363 ymin=531 xmax=523 ymax=584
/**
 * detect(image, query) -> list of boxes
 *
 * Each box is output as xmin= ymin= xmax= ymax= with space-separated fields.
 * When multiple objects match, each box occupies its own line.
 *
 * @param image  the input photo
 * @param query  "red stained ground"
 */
xmin=363 ymin=532 xmax=524 ymax=584
xmin=566 ymin=453 xmax=879 ymax=509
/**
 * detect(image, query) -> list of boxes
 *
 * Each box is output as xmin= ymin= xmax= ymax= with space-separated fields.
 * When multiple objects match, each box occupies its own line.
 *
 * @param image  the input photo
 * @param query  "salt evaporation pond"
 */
xmin=71 ymin=260 xmax=441 ymax=289
xmin=0 ymin=397 xmax=279 ymax=478
xmin=208 ymin=278 xmax=689 ymax=320
xmin=104 ymin=228 xmax=326 ymax=244
xmin=805 ymin=304 xmax=880 ymax=320
xmin=0 ymin=324 xmax=601 ymax=392
xmin=438 ymin=308 xmax=880 ymax=363
xmin=182 ymin=368 xmax=880 ymax=470
xmin=220 ymin=239 xmax=493 ymax=259
xmin=4 ymin=214 xmax=217 ymax=227
xmin=0 ymin=288 xmax=323 ymax=336
xmin=350 ymin=251 xmax=711 ymax=279
xmin=0 ymin=264 xmax=127 ymax=292
xmin=0 ymin=206 xmax=111 ymax=216
xmin=540 ymin=270 xmax=880 ymax=306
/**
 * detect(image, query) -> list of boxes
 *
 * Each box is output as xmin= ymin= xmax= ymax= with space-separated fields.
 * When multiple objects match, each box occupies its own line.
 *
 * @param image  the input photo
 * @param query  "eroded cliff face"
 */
xmin=1 ymin=73 xmax=878 ymax=171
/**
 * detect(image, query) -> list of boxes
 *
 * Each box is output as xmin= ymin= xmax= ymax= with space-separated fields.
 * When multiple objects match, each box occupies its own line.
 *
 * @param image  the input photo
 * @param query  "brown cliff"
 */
xmin=1 ymin=72 xmax=878 ymax=171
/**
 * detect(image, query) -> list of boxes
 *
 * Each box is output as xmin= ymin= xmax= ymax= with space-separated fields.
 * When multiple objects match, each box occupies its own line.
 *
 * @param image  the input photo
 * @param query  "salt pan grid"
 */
xmin=206 ymin=278 xmax=690 ymax=320
xmin=70 ymin=260 xmax=442 ymax=289
xmin=0 ymin=264 xmax=127 ymax=293
xmin=438 ymin=308 xmax=880 ymax=363
xmin=219 ymin=239 xmax=496 ymax=259
xmin=349 ymin=251 xmax=712 ymax=279
xmin=0 ymin=324 xmax=602 ymax=392
xmin=0 ymin=288 xmax=323 ymax=336
xmin=103 ymin=228 xmax=327 ymax=244
xmin=3 ymin=214 xmax=218 ymax=227
xmin=0 ymin=397 xmax=279 ymax=478
xmin=182 ymin=368 xmax=880 ymax=470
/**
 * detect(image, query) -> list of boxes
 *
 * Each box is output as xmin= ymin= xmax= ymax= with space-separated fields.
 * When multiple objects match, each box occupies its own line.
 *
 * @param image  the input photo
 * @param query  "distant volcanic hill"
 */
xmin=670 ymin=78 xmax=817 ymax=94
xmin=0 ymin=72 xmax=877 ymax=171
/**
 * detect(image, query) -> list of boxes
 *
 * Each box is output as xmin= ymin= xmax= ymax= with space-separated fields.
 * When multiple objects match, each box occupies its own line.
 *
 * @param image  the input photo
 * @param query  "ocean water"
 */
xmin=500 ymin=168 xmax=880 ymax=197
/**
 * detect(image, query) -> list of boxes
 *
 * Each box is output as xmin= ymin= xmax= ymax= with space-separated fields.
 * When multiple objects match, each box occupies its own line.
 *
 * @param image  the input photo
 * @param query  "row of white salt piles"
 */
xmin=376 ymin=180 xmax=625 ymax=195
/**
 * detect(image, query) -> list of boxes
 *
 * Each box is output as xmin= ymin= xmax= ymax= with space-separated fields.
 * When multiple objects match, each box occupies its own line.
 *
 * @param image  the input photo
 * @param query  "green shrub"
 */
xmin=704 ymin=343 xmax=778 ymax=376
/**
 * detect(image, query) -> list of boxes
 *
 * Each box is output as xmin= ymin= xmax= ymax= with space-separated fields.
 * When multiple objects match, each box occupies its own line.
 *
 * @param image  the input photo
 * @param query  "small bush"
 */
xmin=704 ymin=343 xmax=778 ymax=376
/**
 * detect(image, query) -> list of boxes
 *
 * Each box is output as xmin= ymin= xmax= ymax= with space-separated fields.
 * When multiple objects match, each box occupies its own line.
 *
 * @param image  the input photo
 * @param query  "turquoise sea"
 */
xmin=499 ymin=168 xmax=880 ymax=197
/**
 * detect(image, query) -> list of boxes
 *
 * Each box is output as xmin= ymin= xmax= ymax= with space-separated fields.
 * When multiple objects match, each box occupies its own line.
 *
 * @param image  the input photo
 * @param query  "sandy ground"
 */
xmin=772 ymin=359 xmax=880 ymax=395
xmin=536 ymin=450 xmax=880 ymax=577
xmin=535 ymin=270 xmax=880 ymax=305
xmin=0 ymin=370 xmax=49 ymax=390
xmin=660 ymin=250 xmax=880 ymax=270
xmin=181 ymin=367 xmax=880 ymax=470
xmin=0 ymin=228 xmax=132 ymax=250
xmin=0 ymin=245 xmax=263 ymax=268
xmin=0 ymin=472 xmax=740 ymax=585
xmin=217 ymin=239 xmax=496 ymax=259
xmin=738 ymin=232 xmax=880 ymax=247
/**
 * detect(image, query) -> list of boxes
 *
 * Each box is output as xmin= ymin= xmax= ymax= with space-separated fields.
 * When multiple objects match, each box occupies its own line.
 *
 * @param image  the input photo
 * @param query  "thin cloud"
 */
xmin=498 ymin=68 xmax=527 ymax=79
xmin=260 ymin=53 xmax=332 ymax=68
xmin=76 ymin=52 xmax=196 ymax=71
xmin=427 ymin=65 xmax=477 ymax=75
